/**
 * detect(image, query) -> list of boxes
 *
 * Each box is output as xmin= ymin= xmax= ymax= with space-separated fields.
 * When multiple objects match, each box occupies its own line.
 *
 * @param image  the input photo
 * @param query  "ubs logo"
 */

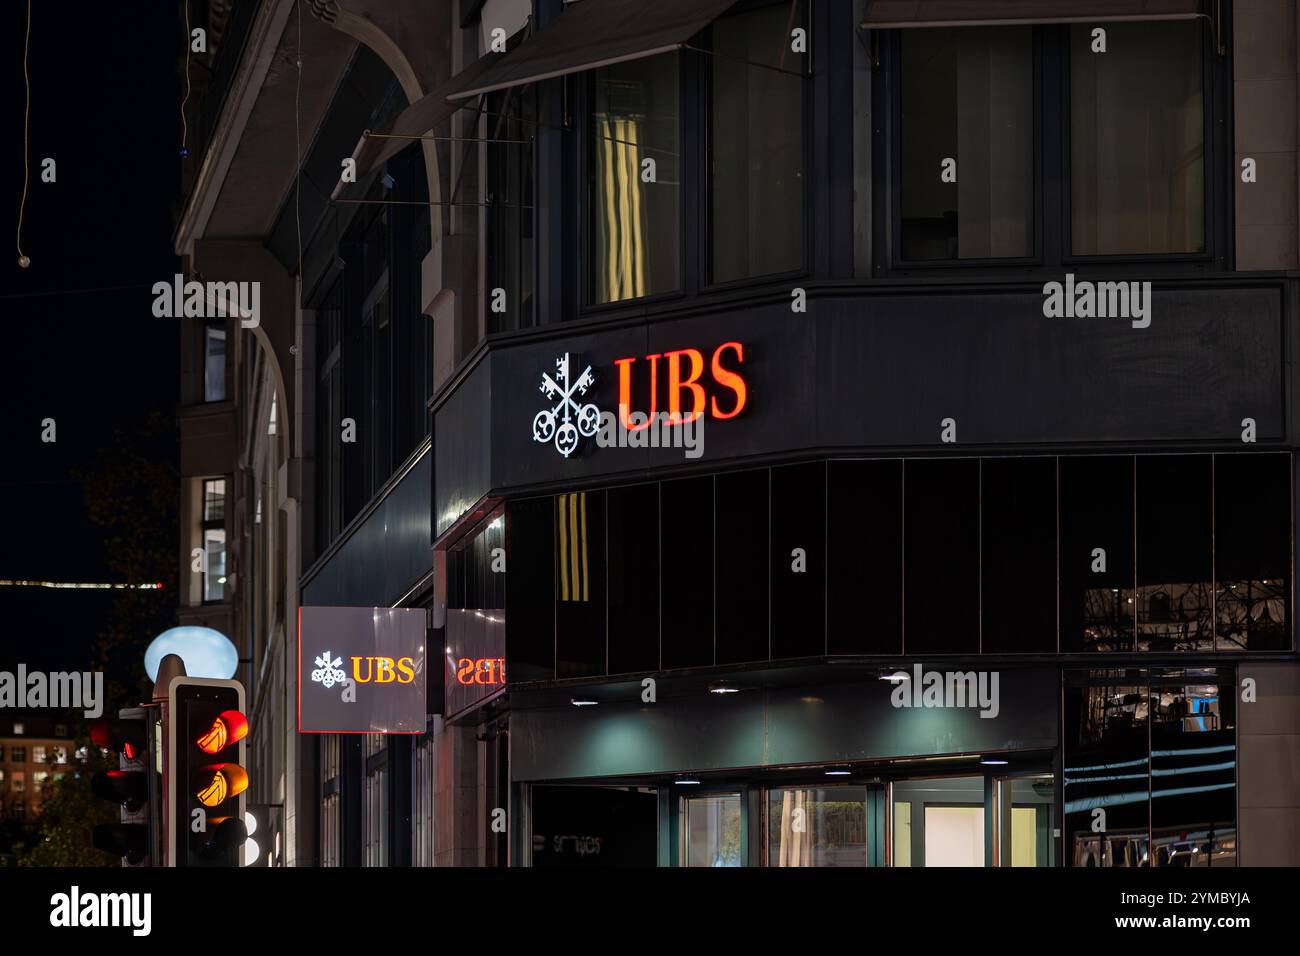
xmin=350 ymin=656 xmax=417 ymax=684
xmin=456 ymin=657 xmax=506 ymax=686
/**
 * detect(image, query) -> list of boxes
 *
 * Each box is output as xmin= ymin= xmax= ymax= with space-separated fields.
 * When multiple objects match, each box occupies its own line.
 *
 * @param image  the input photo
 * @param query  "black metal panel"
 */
xmin=302 ymin=450 xmax=433 ymax=608
xmin=435 ymin=361 xmax=493 ymax=537
xmin=430 ymin=284 xmax=1285 ymax=507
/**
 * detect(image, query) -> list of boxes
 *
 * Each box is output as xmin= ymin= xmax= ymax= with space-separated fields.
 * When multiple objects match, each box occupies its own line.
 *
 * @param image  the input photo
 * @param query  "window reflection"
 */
xmin=1065 ymin=682 xmax=1150 ymax=866
xmin=1215 ymin=454 xmax=1291 ymax=651
xmin=590 ymin=55 xmax=680 ymax=303
xmin=1150 ymin=680 xmax=1235 ymax=866
xmin=1136 ymin=456 xmax=1213 ymax=652
xmin=1064 ymin=671 xmax=1236 ymax=867
xmin=766 ymin=787 xmax=867 ymax=867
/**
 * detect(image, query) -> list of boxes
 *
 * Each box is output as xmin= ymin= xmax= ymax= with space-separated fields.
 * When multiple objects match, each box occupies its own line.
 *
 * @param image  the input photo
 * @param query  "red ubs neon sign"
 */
xmin=456 ymin=657 xmax=506 ymax=686
xmin=613 ymin=341 xmax=747 ymax=430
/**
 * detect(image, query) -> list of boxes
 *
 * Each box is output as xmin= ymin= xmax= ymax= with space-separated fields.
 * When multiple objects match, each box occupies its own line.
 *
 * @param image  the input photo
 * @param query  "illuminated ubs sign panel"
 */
xmin=298 ymin=606 xmax=427 ymax=734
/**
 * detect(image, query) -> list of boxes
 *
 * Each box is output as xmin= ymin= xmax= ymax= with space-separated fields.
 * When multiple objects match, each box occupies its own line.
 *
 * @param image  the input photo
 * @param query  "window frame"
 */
xmin=203 ymin=322 xmax=228 ymax=403
xmin=578 ymin=0 xmax=815 ymax=314
xmin=201 ymin=477 xmax=227 ymax=604
xmin=874 ymin=18 xmax=1230 ymax=277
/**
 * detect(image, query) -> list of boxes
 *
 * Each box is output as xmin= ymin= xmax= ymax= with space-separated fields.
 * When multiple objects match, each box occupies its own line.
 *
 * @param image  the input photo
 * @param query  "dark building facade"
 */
xmin=431 ymin=0 xmax=1300 ymax=867
xmin=178 ymin=0 xmax=1300 ymax=867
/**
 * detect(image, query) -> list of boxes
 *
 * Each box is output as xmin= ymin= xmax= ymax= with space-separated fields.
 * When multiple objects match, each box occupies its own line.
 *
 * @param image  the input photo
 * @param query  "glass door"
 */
xmin=680 ymin=792 xmax=745 ymax=867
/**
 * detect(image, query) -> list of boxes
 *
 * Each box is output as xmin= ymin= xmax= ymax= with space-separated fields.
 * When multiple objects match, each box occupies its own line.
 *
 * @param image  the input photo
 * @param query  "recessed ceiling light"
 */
xmin=824 ymin=767 xmax=852 ymax=776
xmin=980 ymin=757 xmax=1009 ymax=766
xmin=570 ymin=698 xmax=598 ymax=707
xmin=709 ymin=683 xmax=739 ymax=694
xmin=675 ymin=777 xmax=701 ymax=785
xmin=880 ymin=671 xmax=909 ymax=683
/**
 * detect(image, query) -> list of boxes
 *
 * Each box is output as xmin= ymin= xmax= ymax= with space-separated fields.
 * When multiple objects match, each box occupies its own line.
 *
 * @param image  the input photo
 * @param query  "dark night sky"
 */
xmin=0 ymin=4 xmax=182 ymax=673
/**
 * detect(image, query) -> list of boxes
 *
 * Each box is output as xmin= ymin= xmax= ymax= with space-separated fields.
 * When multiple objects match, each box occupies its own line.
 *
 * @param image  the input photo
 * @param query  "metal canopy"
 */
xmin=860 ymin=0 xmax=1204 ymax=29
xmin=357 ymin=52 xmax=508 ymax=176
xmin=443 ymin=0 xmax=744 ymax=101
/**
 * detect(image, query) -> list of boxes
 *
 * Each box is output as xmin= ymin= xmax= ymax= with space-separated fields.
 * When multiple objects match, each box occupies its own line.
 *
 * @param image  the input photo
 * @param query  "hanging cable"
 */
xmin=16 ymin=0 xmax=31 ymax=268
xmin=181 ymin=0 xmax=192 ymax=157
xmin=295 ymin=0 xmax=303 ymax=281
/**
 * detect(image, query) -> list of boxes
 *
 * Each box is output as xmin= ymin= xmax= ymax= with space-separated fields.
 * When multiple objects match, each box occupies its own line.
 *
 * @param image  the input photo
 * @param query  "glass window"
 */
xmin=1215 ymin=453 xmax=1291 ymax=651
xmin=607 ymin=483 xmax=660 ymax=674
xmin=1064 ymin=680 xmax=1151 ymax=866
xmin=11 ymin=772 xmax=24 ymax=792
xmin=1136 ymin=455 xmax=1212 ymax=652
xmin=1150 ymin=678 xmax=1235 ymax=866
xmin=14 ymin=722 xmax=23 ymax=736
xmin=716 ymin=470 xmax=770 ymax=665
xmin=203 ymin=478 xmax=225 ymax=522
xmin=981 ymin=457 xmax=1057 ymax=653
xmin=709 ymin=2 xmax=806 ymax=282
xmin=1070 ymin=21 xmax=1204 ymax=254
xmin=485 ymin=87 xmax=537 ymax=333
xmin=766 ymin=787 xmax=867 ymax=867
xmin=899 ymin=27 xmax=1033 ymax=261
xmin=204 ymin=325 xmax=226 ymax=402
xmin=53 ymin=746 xmax=67 ymax=765
xmin=771 ymin=463 xmax=826 ymax=659
xmin=364 ymin=766 xmax=388 ymax=867
xmin=411 ymin=735 xmax=435 ymax=867
xmin=904 ymin=459 xmax=979 ymax=654
xmin=11 ymin=747 xmax=25 ymax=762
xmin=828 ymin=460 xmax=902 ymax=655
xmin=556 ymin=491 xmax=606 ymax=677
xmin=505 ymin=496 xmax=557 ymax=682
xmin=682 ymin=793 xmax=743 ymax=867
xmin=661 ymin=477 xmax=714 ymax=669
xmin=32 ymin=746 xmax=46 ymax=764
xmin=1065 ymin=670 xmax=1235 ymax=867
xmin=590 ymin=54 xmax=680 ymax=303
xmin=531 ymin=785 xmax=659 ymax=867
xmin=204 ymin=527 xmax=227 ymax=603
xmin=1060 ymin=456 xmax=1135 ymax=652
xmin=892 ymin=777 xmax=987 ymax=867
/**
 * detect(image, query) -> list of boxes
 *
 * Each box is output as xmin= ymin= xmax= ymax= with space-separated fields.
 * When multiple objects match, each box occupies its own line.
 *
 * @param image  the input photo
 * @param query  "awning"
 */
xmin=444 ymin=0 xmax=743 ymax=101
xmin=860 ymin=0 xmax=1205 ymax=29
xmin=356 ymin=51 xmax=507 ymax=176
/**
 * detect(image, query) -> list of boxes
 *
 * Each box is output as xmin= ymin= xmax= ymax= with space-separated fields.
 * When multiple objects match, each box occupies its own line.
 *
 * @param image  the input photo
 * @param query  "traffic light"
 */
xmin=91 ymin=707 xmax=154 ymax=866
xmin=167 ymin=676 xmax=249 ymax=866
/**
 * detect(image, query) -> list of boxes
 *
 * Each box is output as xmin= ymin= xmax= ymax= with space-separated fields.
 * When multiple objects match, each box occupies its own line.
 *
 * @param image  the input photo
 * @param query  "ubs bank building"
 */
xmin=420 ymin=0 xmax=1300 ymax=867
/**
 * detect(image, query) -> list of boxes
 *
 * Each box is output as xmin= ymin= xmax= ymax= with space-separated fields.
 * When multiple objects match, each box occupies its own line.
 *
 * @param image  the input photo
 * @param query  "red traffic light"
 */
xmin=196 ymin=710 xmax=249 ymax=754
xmin=90 ymin=718 xmax=146 ymax=760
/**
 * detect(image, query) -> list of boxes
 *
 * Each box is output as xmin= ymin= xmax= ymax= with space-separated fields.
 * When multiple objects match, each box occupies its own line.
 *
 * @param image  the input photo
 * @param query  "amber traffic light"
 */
xmin=195 ymin=762 xmax=249 ymax=807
